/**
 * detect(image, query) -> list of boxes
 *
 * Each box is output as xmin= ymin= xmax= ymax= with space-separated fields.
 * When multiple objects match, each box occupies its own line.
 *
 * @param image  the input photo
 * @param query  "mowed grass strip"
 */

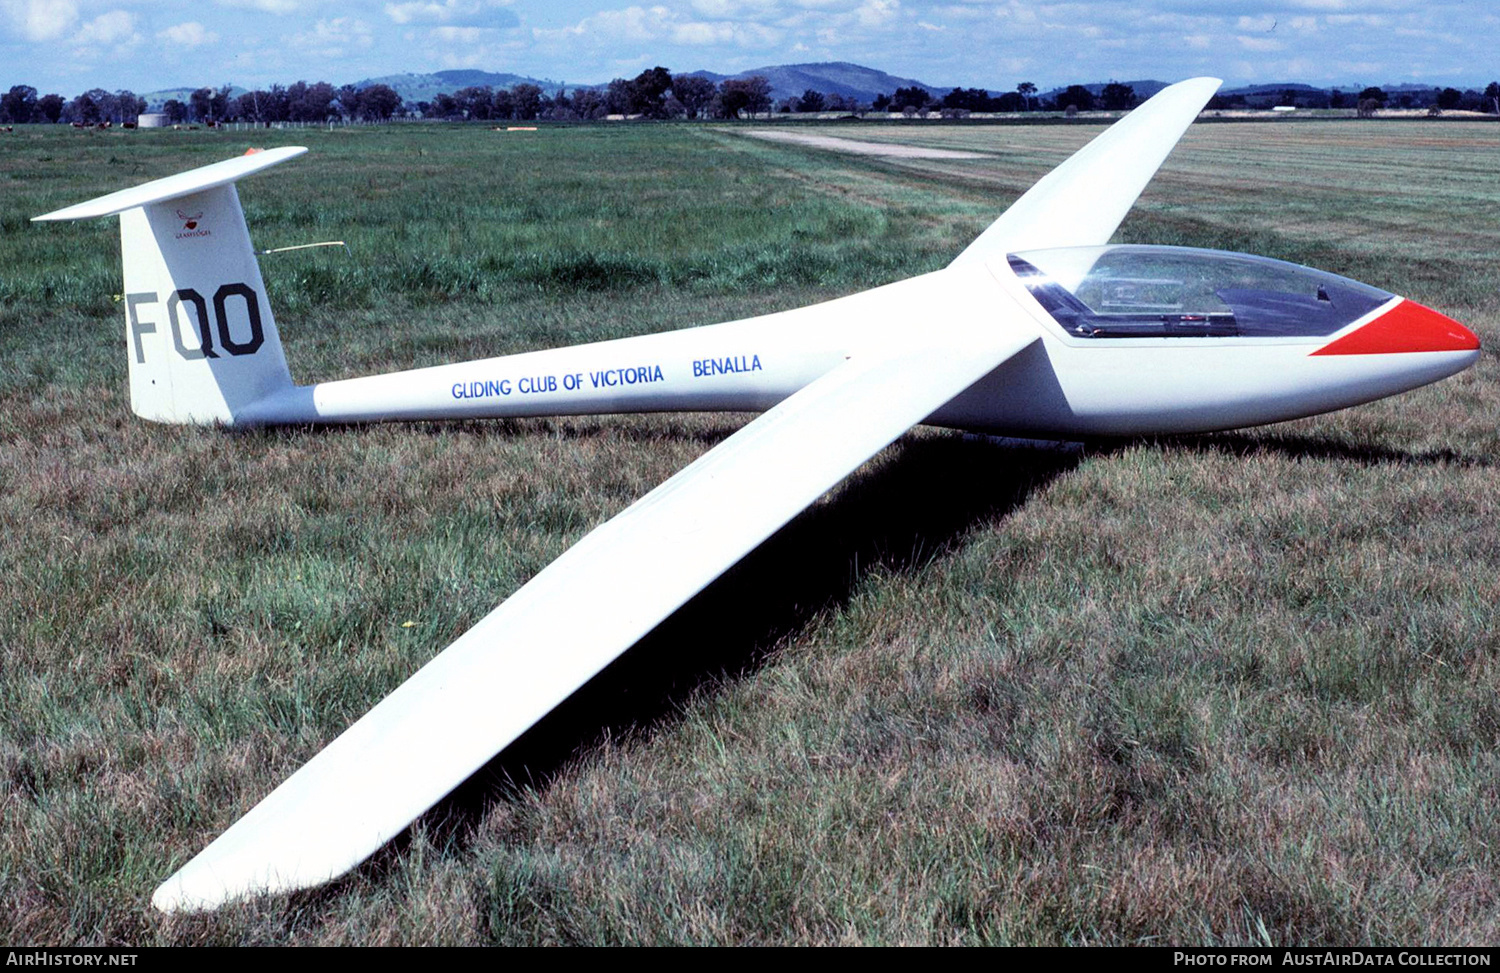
xmin=0 ymin=119 xmax=1496 ymax=944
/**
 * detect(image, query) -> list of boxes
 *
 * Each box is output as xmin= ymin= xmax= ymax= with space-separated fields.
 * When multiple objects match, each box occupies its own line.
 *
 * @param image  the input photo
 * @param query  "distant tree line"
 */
xmin=413 ymin=68 xmax=777 ymax=121
xmin=163 ymin=82 xmax=403 ymax=124
xmin=0 ymin=81 xmax=403 ymax=125
xmin=1208 ymin=83 xmax=1500 ymax=114
xmin=5 ymin=73 xmax=1498 ymax=127
xmin=0 ymin=85 xmax=145 ymax=124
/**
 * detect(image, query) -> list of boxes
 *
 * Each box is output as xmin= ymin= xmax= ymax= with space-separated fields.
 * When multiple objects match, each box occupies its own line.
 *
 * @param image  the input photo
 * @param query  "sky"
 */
xmin=0 ymin=0 xmax=1495 ymax=97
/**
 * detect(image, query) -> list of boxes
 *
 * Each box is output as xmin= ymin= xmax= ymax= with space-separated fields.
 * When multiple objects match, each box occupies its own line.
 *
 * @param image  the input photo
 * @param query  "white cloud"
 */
xmin=430 ymin=24 xmax=485 ymax=41
xmin=74 ymin=10 xmax=135 ymax=46
xmin=289 ymin=16 xmax=374 ymax=57
xmin=533 ymin=5 xmax=665 ymax=42
xmin=672 ymin=18 xmax=779 ymax=44
xmin=1325 ymin=13 xmax=1391 ymax=28
xmin=689 ymin=0 xmax=779 ymax=16
xmin=159 ymin=21 xmax=220 ymax=48
xmin=1237 ymin=35 xmax=1285 ymax=52
xmin=385 ymin=0 xmax=515 ymax=27
xmin=854 ymin=0 xmax=897 ymax=27
xmin=1 ymin=0 xmax=78 ymax=41
xmin=217 ymin=0 xmax=307 ymax=14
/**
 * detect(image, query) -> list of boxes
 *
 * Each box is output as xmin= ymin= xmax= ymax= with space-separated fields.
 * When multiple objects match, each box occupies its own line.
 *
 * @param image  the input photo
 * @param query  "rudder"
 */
xmin=35 ymin=147 xmax=305 ymax=425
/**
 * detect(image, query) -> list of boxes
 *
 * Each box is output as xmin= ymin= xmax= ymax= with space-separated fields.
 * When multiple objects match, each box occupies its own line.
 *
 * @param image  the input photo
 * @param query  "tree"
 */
xmin=627 ymin=66 xmax=673 ymax=118
xmin=547 ymin=88 xmax=574 ymax=119
xmin=717 ymin=76 xmax=771 ymax=119
xmin=1356 ymin=98 xmax=1380 ymax=118
xmin=0 ymin=85 xmax=37 ymax=124
xmin=189 ymin=87 xmax=213 ymax=122
xmin=1017 ymin=81 xmax=1037 ymax=111
xmin=491 ymin=88 xmax=514 ymax=119
xmin=162 ymin=99 xmax=187 ymax=124
xmin=993 ymin=91 xmax=1024 ymax=112
xmin=337 ymin=84 xmax=361 ymax=120
xmin=290 ymin=81 xmax=336 ymax=122
xmin=454 ymin=86 xmax=493 ymax=120
xmin=1437 ymin=87 xmax=1463 ymax=111
xmin=797 ymin=88 xmax=825 ymax=113
xmin=671 ymin=74 xmax=715 ymax=119
xmin=37 ymin=93 xmax=64 ymax=123
xmin=1329 ymin=89 xmax=1348 ymax=109
xmin=1358 ymin=86 xmax=1387 ymax=106
xmin=1060 ymin=85 xmax=1095 ymax=112
xmin=69 ymin=89 xmax=110 ymax=124
xmin=263 ymin=84 xmax=290 ymax=122
xmin=572 ymin=88 xmax=605 ymax=120
xmin=871 ymin=93 xmax=891 ymax=111
xmin=604 ymin=79 xmax=632 ymax=115
xmin=210 ymin=85 xmax=232 ymax=121
xmin=943 ymin=87 xmax=992 ymax=112
xmin=891 ymin=85 xmax=931 ymax=112
xmin=511 ymin=83 xmax=545 ymax=120
xmin=359 ymin=84 xmax=402 ymax=120
xmin=1100 ymin=82 xmax=1136 ymax=111
xmin=1486 ymin=82 xmax=1500 ymax=114
xmin=118 ymin=91 xmax=147 ymax=122
xmin=236 ymin=92 xmax=263 ymax=123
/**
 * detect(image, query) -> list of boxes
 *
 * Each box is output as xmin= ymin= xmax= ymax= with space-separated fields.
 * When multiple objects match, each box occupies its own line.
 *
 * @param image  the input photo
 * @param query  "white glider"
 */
xmin=35 ymin=78 xmax=1479 ymax=912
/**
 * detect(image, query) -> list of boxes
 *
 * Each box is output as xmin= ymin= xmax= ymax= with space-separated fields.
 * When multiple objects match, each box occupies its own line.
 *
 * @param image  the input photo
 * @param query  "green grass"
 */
xmin=1 ymin=119 xmax=1497 ymax=945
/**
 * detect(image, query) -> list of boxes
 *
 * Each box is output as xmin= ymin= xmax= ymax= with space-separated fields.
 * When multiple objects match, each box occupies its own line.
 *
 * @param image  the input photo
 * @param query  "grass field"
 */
xmin=1 ymin=117 xmax=1497 ymax=945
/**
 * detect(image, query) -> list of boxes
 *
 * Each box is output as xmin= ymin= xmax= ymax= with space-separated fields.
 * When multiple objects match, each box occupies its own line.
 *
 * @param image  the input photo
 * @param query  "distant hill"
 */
xmin=682 ymin=62 xmax=950 ymax=103
xmin=352 ymin=70 xmax=571 ymax=104
xmin=141 ymin=85 xmax=248 ymax=111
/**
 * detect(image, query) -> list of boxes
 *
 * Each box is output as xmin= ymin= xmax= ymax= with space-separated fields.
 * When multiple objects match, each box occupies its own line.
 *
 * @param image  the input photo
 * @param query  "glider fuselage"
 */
xmin=237 ymin=252 xmax=1479 ymax=438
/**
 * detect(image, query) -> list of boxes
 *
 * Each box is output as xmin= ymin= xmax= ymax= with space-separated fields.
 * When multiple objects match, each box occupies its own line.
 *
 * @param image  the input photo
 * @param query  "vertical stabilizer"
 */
xmin=35 ymin=147 xmax=306 ymax=424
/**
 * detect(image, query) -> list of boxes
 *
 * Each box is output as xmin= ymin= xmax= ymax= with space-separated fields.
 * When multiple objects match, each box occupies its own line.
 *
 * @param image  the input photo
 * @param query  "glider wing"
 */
xmin=152 ymin=268 xmax=1040 ymax=911
xmin=949 ymin=77 xmax=1221 ymax=264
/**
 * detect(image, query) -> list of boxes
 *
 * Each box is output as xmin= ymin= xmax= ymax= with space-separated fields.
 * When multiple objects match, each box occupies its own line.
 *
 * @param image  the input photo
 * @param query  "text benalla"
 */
xmin=693 ymin=354 xmax=762 ymax=378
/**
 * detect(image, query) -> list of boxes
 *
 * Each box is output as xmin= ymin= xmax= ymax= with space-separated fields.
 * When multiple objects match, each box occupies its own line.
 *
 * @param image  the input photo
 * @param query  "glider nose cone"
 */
xmin=1313 ymin=298 xmax=1480 ymax=356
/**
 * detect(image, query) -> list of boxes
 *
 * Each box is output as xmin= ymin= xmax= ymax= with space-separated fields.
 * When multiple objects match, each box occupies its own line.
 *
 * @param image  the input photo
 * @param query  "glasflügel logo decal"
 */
xmin=175 ymin=209 xmax=211 ymax=239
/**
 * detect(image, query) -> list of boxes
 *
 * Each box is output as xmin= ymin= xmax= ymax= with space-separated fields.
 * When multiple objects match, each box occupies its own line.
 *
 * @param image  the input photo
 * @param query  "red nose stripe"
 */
xmin=1312 ymin=299 xmax=1480 ymax=356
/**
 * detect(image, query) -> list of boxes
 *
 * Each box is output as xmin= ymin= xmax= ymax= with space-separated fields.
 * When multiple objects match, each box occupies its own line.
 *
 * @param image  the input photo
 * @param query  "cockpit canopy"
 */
xmin=1008 ymin=245 xmax=1393 ymax=339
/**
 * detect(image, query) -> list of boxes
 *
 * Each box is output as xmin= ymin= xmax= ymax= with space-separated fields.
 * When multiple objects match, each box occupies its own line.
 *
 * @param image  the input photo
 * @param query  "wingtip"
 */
xmin=1164 ymin=77 xmax=1223 ymax=98
xmin=151 ymin=873 xmax=205 ymax=914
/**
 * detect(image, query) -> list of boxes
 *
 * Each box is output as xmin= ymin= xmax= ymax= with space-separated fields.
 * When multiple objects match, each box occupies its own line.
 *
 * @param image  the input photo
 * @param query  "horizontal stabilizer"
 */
xmin=33 ymin=146 xmax=307 ymax=222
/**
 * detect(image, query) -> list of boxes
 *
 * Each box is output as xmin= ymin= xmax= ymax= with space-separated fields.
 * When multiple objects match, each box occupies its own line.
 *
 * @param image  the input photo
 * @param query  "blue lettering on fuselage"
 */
xmin=451 ymin=379 xmax=512 ymax=399
xmin=692 ymin=354 xmax=762 ymax=378
xmin=518 ymin=375 xmax=558 ymax=394
xmin=590 ymin=365 xmax=665 ymax=388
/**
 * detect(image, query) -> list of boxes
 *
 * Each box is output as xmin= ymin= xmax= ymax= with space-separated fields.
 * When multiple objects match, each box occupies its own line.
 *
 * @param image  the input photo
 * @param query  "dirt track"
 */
xmin=740 ymin=129 xmax=989 ymax=159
